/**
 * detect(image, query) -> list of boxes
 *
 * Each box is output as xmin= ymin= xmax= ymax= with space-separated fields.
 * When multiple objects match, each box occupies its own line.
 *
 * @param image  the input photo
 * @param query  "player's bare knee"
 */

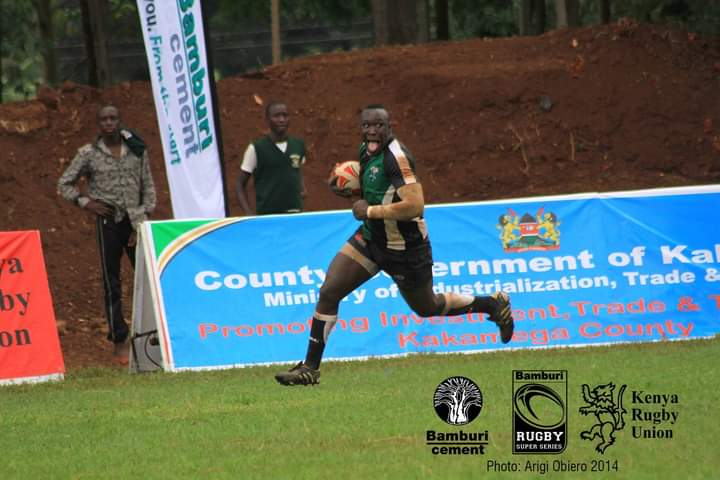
xmin=318 ymin=283 xmax=343 ymax=307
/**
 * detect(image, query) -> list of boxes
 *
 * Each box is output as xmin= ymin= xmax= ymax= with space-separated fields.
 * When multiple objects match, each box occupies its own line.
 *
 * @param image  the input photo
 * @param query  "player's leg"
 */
xmin=454 ymin=292 xmax=514 ymax=344
xmin=275 ymin=235 xmax=378 ymax=386
xmin=395 ymin=278 xmax=443 ymax=317
xmin=305 ymin=243 xmax=377 ymax=369
xmin=397 ymin=280 xmax=514 ymax=344
xmin=373 ymin=240 xmax=444 ymax=317
xmin=388 ymin=242 xmax=515 ymax=343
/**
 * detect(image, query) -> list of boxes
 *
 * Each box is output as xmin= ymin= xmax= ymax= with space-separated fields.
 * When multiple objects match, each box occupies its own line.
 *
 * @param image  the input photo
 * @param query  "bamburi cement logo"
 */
xmin=513 ymin=370 xmax=567 ymax=454
xmin=427 ymin=376 xmax=489 ymax=456
xmin=433 ymin=376 xmax=483 ymax=425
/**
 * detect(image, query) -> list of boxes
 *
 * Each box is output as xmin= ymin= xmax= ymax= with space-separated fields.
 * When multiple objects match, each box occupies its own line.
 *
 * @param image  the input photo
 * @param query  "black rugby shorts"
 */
xmin=347 ymin=229 xmax=433 ymax=289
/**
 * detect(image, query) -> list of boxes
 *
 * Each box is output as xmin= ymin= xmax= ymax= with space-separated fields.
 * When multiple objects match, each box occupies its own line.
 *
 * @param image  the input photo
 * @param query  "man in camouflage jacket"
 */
xmin=58 ymin=105 xmax=156 ymax=364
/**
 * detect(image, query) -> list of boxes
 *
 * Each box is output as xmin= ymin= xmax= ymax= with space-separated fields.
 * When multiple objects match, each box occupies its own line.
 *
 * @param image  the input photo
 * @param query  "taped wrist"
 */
xmin=367 ymin=200 xmax=422 ymax=220
xmin=367 ymin=205 xmax=384 ymax=219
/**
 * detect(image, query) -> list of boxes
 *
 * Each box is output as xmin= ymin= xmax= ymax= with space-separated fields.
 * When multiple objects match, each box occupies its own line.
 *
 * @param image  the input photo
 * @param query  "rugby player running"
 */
xmin=275 ymin=104 xmax=514 ymax=386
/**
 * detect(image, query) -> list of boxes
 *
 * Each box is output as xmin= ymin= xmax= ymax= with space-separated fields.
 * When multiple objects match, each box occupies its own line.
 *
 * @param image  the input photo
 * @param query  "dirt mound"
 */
xmin=1 ymin=22 xmax=718 ymax=369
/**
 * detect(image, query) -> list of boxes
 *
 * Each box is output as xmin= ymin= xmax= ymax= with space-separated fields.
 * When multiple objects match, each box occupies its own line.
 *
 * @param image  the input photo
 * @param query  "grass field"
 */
xmin=2 ymin=337 xmax=717 ymax=479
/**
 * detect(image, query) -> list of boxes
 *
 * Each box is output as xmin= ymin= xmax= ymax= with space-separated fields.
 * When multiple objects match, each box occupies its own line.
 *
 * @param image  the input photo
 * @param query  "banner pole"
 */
xmin=200 ymin=4 xmax=229 ymax=217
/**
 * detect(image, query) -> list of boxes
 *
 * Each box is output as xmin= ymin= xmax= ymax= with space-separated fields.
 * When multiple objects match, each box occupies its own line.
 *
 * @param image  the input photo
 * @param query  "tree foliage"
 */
xmin=449 ymin=0 xmax=518 ymax=38
xmin=609 ymin=0 xmax=720 ymax=36
xmin=209 ymin=0 xmax=371 ymax=30
xmin=1 ymin=1 xmax=43 ymax=101
xmin=446 ymin=0 xmax=719 ymax=39
xmin=1 ymin=0 xmax=718 ymax=103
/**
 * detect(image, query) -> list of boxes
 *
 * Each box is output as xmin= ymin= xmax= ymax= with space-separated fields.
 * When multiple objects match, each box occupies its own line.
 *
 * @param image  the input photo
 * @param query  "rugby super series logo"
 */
xmin=513 ymin=370 xmax=567 ymax=454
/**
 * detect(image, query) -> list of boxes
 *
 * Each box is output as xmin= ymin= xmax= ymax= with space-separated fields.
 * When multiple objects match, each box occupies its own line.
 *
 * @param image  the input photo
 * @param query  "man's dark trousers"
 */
xmin=96 ymin=214 xmax=135 ymax=344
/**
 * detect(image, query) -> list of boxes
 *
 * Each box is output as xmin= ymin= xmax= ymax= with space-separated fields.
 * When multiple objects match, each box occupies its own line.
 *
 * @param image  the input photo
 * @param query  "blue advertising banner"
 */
xmin=142 ymin=186 xmax=720 ymax=371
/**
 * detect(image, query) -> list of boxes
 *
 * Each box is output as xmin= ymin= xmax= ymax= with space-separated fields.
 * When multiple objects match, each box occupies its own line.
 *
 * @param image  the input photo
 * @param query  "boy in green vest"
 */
xmin=236 ymin=101 xmax=306 ymax=215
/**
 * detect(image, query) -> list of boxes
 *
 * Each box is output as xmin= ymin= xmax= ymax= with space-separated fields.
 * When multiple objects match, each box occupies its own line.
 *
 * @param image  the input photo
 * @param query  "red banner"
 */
xmin=0 ymin=231 xmax=64 ymax=384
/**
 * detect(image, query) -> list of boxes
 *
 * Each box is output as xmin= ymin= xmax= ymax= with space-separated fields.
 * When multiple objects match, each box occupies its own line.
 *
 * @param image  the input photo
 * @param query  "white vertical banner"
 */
xmin=137 ymin=0 xmax=225 ymax=218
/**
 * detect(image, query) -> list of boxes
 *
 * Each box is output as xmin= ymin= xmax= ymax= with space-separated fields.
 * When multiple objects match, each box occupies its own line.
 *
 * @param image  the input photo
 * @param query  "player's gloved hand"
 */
xmin=352 ymin=199 xmax=370 ymax=220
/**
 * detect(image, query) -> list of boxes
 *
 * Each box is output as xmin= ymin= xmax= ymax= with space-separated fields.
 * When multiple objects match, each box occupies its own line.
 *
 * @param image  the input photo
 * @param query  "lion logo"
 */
xmin=579 ymin=383 xmax=627 ymax=453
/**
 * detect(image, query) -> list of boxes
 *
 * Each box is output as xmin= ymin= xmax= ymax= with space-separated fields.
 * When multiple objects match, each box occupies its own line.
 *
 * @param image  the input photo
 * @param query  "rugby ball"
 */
xmin=328 ymin=160 xmax=361 ymax=197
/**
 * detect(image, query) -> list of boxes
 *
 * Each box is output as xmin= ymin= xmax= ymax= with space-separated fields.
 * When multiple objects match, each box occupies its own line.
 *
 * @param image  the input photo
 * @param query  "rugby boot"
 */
xmin=275 ymin=361 xmax=320 ymax=386
xmin=489 ymin=292 xmax=514 ymax=344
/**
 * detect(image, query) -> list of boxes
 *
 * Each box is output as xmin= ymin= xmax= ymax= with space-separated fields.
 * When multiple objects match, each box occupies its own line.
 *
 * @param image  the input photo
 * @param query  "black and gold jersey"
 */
xmin=359 ymin=138 xmax=429 ymax=250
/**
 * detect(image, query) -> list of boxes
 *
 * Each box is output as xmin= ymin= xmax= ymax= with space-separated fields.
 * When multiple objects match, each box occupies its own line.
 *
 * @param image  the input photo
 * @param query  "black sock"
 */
xmin=471 ymin=296 xmax=495 ymax=314
xmin=445 ymin=296 xmax=495 ymax=316
xmin=304 ymin=317 xmax=327 ymax=370
xmin=445 ymin=303 xmax=472 ymax=315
